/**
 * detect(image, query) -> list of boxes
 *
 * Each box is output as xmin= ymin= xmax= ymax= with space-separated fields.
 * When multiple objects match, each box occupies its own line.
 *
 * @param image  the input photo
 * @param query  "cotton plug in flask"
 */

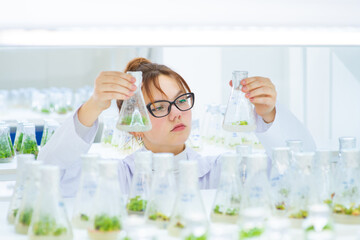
xmin=72 ymin=154 xmax=99 ymax=229
xmin=20 ymin=123 xmax=39 ymax=159
xmin=7 ymin=154 xmax=35 ymax=224
xmin=117 ymin=71 xmax=152 ymax=132
xmin=303 ymin=204 xmax=334 ymax=240
xmin=127 ymin=151 xmax=152 ymax=215
xmin=0 ymin=125 xmax=14 ymax=163
xmin=223 ymin=71 xmax=256 ymax=132
xmin=15 ymin=160 xmax=43 ymax=234
xmin=168 ymin=160 xmax=208 ymax=239
xmin=28 ymin=165 xmax=73 ymax=240
xmin=241 ymin=154 xmax=273 ymax=216
xmin=270 ymin=147 xmax=291 ymax=215
xmin=211 ymin=153 xmax=243 ymax=224
xmin=145 ymin=153 xmax=177 ymax=229
xmin=88 ymin=160 xmax=126 ymax=240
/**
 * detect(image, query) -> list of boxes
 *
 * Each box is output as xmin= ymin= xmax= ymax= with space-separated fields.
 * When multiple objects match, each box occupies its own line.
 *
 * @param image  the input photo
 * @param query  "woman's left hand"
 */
xmin=230 ymin=77 xmax=277 ymax=123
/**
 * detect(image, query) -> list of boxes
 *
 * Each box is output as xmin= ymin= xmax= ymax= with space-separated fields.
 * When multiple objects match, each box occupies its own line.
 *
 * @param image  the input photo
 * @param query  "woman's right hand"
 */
xmin=78 ymin=71 xmax=137 ymax=127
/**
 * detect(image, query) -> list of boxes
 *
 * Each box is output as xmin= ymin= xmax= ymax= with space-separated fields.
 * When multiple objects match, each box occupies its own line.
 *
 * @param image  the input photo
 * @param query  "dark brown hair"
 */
xmin=116 ymin=57 xmax=191 ymax=111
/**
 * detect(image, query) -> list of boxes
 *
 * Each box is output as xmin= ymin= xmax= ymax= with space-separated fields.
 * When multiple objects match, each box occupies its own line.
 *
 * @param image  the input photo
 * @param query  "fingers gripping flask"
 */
xmin=117 ymin=71 xmax=152 ymax=132
xmin=223 ymin=71 xmax=256 ymax=132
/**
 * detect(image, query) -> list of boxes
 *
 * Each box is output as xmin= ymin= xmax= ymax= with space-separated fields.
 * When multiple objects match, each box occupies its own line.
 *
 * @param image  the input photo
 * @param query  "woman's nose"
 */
xmin=168 ymin=104 xmax=182 ymax=121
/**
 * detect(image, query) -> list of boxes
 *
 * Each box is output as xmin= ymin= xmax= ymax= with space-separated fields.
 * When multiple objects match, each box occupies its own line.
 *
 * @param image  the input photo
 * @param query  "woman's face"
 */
xmin=142 ymin=74 xmax=192 ymax=154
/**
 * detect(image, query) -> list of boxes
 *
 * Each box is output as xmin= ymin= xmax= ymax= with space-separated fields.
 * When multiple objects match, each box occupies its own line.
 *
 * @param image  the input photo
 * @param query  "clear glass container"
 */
xmin=168 ymin=161 xmax=208 ymax=238
xmin=238 ymin=207 xmax=266 ymax=240
xmin=187 ymin=119 xmax=203 ymax=151
xmin=223 ymin=71 xmax=256 ymax=132
xmin=88 ymin=160 xmax=126 ymax=240
xmin=40 ymin=120 xmax=59 ymax=147
xmin=117 ymin=71 xmax=152 ymax=132
xmin=0 ymin=123 xmax=15 ymax=158
xmin=313 ymin=150 xmax=333 ymax=207
xmin=7 ymin=154 xmax=35 ymax=224
xmin=211 ymin=153 xmax=243 ymax=223
xmin=28 ymin=165 xmax=73 ymax=240
xmin=0 ymin=125 xmax=14 ymax=163
xmin=339 ymin=137 xmax=356 ymax=154
xmin=265 ymin=217 xmax=291 ymax=240
xmin=14 ymin=121 xmax=28 ymax=154
xmin=15 ymin=160 xmax=43 ymax=234
xmin=286 ymin=139 xmax=303 ymax=167
xmin=287 ymin=152 xmax=316 ymax=228
xmin=303 ymin=204 xmax=335 ymax=240
xmin=101 ymin=116 xmax=116 ymax=146
xmin=332 ymin=149 xmax=360 ymax=224
xmin=236 ymin=145 xmax=252 ymax=184
xmin=270 ymin=147 xmax=291 ymax=215
xmin=241 ymin=154 xmax=272 ymax=216
xmin=72 ymin=154 xmax=99 ymax=229
xmin=20 ymin=124 xmax=39 ymax=159
xmin=205 ymin=104 xmax=222 ymax=145
xmin=145 ymin=153 xmax=177 ymax=229
xmin=127 ymin=151 xmax=152 ymax=215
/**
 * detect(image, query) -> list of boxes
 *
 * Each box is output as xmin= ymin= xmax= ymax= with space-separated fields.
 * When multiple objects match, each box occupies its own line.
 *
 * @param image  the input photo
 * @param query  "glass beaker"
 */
xmin=15 ymin=160 xmax=43 ymax=234
xmin=332 ymin=149 xmax=360 ymax=224
xmin=28 ymin=165 xmax=73 ymax=240
xmin=303 ymin=204 xmax=334 ymax=240
xmin=238 ymin=207 xmax=266 ymax=240
xmin=72 ymin=153 xmax=99 ymax=229
xmin=7 ymin=154 xmax=35 ymax=224
xmin=223 ymin=71 xmax=256 ymax=132
xmin=211 ymin=153 xmax=243 ymax=224
xmin=168 ymin=161 xmax=208 ymax=238
xmin=20 ymin=124 xmax=39 ymax=159
xmin=270 ymin=147 xmax=291 ymax=214
xmin=145 ymin=153 xmax=177 ymax=229
xmin=236 ymin=144 xmax=252 ymax=184
xmin=88 ymin=160 xmax=125 ymax=240
xmin=287 ymin=152 xmax=316 ymax=228
xmin=101 ymin=115 xmax=116 ymax=146
xmin=0 ymin=125 xmax=14 ymax=163
xmin=127 ymin=151 xmax=152 ymax=215
xmin=241 ymin=153 xmax=272 ymax=216
xmin=116 ymin=71 xmax=152 ymax=132
xmin=40 ymin=120 xmax=59 ymax=147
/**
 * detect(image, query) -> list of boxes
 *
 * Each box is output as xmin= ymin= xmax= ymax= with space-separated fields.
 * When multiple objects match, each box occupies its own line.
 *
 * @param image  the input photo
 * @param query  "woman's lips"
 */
xmin=171 ymin=123 xmax=186 ymax=132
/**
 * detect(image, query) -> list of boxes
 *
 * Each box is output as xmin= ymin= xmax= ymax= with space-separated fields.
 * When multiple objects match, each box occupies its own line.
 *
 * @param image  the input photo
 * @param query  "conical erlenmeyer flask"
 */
xmin=15 ymin=160 xmax=42 ymax=234
xmin=211 ymin=153 xmax=243 ymax=223
xmin=88 ymin=160 xmax=126 ymax=240
xmin=72 ymin=153 xmax=99 ymax=229
xmin=7 ymin=154 xmax=34 ymax=224
xmin=40 ymin=120 xmax=59 ymax=147
xmin=28 ymin=165 xmax=73 ymax=240
xmin=303 ymin=204 xmax=334 ymax=240
xmin=20 ymin=124 xmax=39 ymax=159
xmin=0 ymin=122 xmax=15 ymax=158
xmin=117 ymin=71 xmax=152 ymax=132
xmin=145 ymin=153 xmax=177 ymax=229
xmin=241 ymin=154 xmax=273 ymax=216
xmin=270 ymin=147 xmax=291 ymax=214
xmin=223 ymin=71 xmax=256 ymax=132
xmin=168 ymin=161 xmax=208 ymax=238
xmin=127 ymin=151 xmax=152 ymax=215
xmin=0 ymin=125 xmax=14 ymax=163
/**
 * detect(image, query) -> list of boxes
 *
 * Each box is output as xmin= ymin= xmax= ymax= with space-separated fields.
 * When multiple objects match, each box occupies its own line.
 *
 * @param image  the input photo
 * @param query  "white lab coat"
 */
xmin=38 ymin=103 xmax=316 ymax=197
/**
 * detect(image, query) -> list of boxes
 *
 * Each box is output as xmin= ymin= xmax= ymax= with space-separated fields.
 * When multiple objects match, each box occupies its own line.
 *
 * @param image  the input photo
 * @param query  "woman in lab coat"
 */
xmin=38 ymin=57 xmax=316 ymax=197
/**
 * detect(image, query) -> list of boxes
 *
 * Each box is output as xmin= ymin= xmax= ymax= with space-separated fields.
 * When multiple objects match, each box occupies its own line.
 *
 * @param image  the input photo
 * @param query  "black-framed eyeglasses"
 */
xmin=146 ymin=92 xmax=195 ymax=118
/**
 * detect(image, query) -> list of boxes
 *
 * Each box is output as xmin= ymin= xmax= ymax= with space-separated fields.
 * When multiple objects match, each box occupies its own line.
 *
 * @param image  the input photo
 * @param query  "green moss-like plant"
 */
xmin=80 ymin=214 xmax=89 ymax=221
xmin=13 ymin=208 xmax=18 ymax=218
xmin=239 ymin=227 xmax=264 ymax=239
xmin=8 ymin=136 xmax=14 ymax=156
xmin=20 ymin=136 xmax=39 ymax=159
xmin=126 ymin=196 xmax=147 ymax=212
xmin=56 ymin=107 xmax=67 ymax=114
xmin=305 ymin=224 xmax=333 ymax=232
xmin=175 ymin=221 xmax=185 ymax=229
xmin=19 ymin=208 xmax=33 ymax=226
xmin=225 ymin=208 xmax=239 ymax=216
xmin=120 ymin=115 xmax=148 ymax=126
xmin=148 ymin=212 xmax=170 ymax=221
xmin=41 ymin=108 xmax=51 ymax=114
xmin=94 ymin=214 xmax=121 ymax=232
xmin=15 ymin=133 xmax=24 ymax=152
xmin=289 ymin=210 xmax=308 ymax=219
xmin=276 ymin=203 xmax=286 ymax=210
xmin=232 ymin=121 xmax=248 ymax=126
xmin=0 ymin=138 xmax=12 ymax=159
xmin=33 ymin=216 xmax=67 ymax=236
xmin=213 ymin=205 xmax=223 ymax=214
xmin=333 ymin=203 xmax=360 ymax=216
xmin=279 ymin=188 xmax=289 ymax=198
xmin=184 ymin=233 xmax=207 ymax=240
